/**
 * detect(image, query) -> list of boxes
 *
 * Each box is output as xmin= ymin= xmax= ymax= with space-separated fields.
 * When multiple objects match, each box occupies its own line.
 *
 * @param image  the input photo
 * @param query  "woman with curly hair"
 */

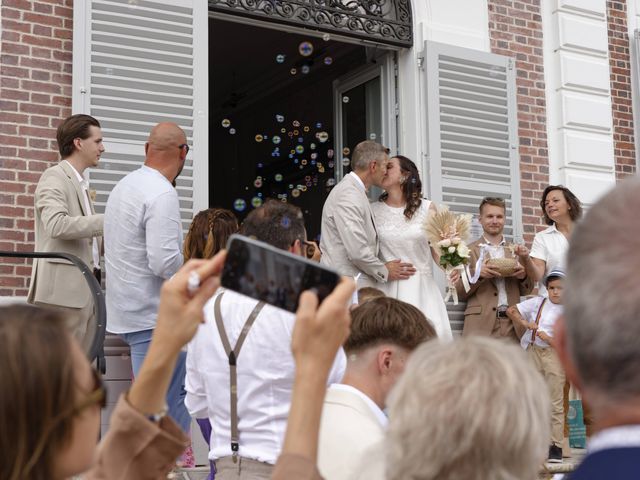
xmin=184 ymin=208 xmax=239 ymax=262
xmin=369 ymin=155 xmax=452 ymax=340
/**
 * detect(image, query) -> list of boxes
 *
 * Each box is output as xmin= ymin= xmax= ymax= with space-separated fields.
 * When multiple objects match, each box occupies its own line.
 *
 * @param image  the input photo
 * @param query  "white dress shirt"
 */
xmin=516 ymin=296 xmax=563 ymax=350
xmin=480 ymin=236 xmax=508 ymax=307
xmin=328 ymin=384 xmax=388 ymax=428
xmin=104 ymin=165 xmax=183 ymax=334
xmin=185 ymin=289 xmax=346 ymax=465
xmin=65 ymin=161 xmax=100 ymax=270
xmin=530 ymin=224 xmax=568 ymax=296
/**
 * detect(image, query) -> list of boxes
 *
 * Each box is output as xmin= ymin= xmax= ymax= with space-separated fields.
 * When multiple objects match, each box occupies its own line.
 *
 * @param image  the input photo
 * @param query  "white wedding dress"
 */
xmin=369 ymin=200 xmax=453 ymax=341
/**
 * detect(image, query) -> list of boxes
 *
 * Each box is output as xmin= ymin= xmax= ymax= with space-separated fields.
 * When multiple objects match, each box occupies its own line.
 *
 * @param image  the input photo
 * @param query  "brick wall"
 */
xmin=487 ymin=0 xmax=550 ymax=245
xmin=607 ymin=0 xmax=637 ymax=180
xmin=0 ymin=0 xmax=73 ymax=297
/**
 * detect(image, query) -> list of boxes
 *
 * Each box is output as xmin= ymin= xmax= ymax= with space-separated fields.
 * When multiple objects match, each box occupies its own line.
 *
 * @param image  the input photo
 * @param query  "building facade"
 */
xmin=1 ymin=0 xmax=638 ymax=300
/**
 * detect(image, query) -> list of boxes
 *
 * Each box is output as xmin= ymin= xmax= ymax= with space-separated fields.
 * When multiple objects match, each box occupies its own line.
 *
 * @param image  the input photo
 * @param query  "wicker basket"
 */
xmin=486 ymin=257 xmax=518 ymax=276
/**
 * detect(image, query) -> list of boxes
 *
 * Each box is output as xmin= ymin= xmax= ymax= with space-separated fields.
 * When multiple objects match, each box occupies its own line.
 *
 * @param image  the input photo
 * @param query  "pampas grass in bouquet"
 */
xmin=424 ymin=205 xmax=472 ymax=304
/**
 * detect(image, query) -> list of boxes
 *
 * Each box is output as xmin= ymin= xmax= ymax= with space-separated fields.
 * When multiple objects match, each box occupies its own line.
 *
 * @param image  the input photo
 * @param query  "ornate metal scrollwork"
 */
xmin=208 ymin=0 xmax=413 ymax=48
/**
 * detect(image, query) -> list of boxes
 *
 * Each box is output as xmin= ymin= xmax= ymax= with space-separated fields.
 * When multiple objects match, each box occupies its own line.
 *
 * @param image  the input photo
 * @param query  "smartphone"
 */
xmin=221 ymin=234 xmax=340 ymax=313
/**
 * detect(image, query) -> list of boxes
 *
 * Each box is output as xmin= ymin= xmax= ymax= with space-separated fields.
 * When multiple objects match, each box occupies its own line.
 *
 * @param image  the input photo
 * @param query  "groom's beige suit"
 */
xmin=320 ymin=172 xmax=388 ymax=283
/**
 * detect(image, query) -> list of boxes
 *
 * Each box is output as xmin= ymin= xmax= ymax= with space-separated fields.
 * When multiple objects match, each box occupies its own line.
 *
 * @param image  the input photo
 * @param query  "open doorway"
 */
xmin=208 ymin=18 xmax=393 ymax=239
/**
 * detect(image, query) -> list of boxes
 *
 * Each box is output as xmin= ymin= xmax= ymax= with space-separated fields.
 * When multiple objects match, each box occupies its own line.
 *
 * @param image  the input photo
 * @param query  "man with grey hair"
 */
xmin=556 ymin=177 xmax=640 ymax=479
xmin=320 ymin=140 xmax=415 ymax=284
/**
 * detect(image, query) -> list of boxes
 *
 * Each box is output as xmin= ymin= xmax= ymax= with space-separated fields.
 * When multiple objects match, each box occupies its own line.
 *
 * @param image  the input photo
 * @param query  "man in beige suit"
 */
xmin=320 ymin=140 xmax=414 ymax=284
xmin=457 ymin=197 xmax=533 ymax=342
xmin=317 ymin=297 xmax=435 ymax=480
xmin=28 ymin=114 xmax=105 ymax=351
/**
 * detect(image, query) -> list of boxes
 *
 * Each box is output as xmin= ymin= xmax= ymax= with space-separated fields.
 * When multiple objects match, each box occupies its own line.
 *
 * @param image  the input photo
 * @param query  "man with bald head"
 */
xmin=104 ymin=122 xmax=190 ymax=432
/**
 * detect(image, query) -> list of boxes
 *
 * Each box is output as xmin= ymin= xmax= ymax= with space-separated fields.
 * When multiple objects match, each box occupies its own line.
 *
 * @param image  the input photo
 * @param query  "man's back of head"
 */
xmin=240 ymin=199 xmax=306 ymax=252
xmin=564 ymin=177 xmax=640 ymax=411
xmin=145 ymin=122 xmax=188 ymax=183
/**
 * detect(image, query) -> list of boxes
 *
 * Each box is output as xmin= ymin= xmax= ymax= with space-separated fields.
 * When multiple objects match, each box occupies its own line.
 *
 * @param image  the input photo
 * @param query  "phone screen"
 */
xmin=221 ymin=234 xmax=340 ymax=313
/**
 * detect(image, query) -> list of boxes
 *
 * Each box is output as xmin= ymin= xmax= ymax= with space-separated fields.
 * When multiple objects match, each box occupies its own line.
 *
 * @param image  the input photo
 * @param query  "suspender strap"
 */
xmin=530 ymin=298 xmax=547 ymax=343
xmin=214 ymin=292 xmax=265 ymax=463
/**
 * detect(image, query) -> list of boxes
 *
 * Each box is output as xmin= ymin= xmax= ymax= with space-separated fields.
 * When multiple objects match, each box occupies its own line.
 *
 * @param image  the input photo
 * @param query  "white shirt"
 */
xmin=104 ymin=165 xmax=183 ymax=334
xmin=349 ymin=171 xmax=366 ymax=192
xmin=480 ymin=236 xmax=508 ymax=307
xmin=530 ymin=224 xmax=569 ymax=296
xmin=65 ymin=161 xmax=100 ymax=270
xmin=329 ymin=384 xmax=388 ymax=428
xmin=185 ymin=289 xmax=346 ymax=464
xmin=516 ymin=296 xmax=563 ymax=350
xmin=588 ymin=424 xmax=640 ymax=454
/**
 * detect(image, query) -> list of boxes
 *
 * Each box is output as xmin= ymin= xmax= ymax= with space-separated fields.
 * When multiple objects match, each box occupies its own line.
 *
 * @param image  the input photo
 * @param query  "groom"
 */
xmin=320 ymin=140 xmax=415 ymax=284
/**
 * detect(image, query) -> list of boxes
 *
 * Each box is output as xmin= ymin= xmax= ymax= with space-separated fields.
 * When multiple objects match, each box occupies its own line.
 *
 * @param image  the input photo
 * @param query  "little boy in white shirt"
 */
xmin=507 ymin=269 xmax=565 ymax=464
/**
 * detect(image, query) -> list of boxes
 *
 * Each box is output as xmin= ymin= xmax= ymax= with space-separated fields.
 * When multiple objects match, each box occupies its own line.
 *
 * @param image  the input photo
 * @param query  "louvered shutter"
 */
xmin=424 ymin=41 xmax=522 ymax=239
xmin=72 ymin=0 xmax=208 ymax=230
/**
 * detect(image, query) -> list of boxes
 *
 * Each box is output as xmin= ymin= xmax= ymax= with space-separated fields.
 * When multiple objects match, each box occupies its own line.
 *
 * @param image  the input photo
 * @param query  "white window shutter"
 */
xmin=72 ymin=0 xmax=208 ymax=230
xmin=424 ymin=40 xmax=523 ymax=240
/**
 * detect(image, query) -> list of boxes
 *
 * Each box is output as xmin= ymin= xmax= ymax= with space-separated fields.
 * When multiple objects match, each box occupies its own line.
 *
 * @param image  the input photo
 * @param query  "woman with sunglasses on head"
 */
xmin=0 ymin=255 xmax=224 ymax=480
xmin=368 ymin=155 xmax=453 ymax=340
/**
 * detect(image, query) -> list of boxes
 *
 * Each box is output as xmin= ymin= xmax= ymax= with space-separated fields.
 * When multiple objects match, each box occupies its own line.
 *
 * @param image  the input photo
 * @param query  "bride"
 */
xmin=370 ymin=155 xmax=453 ymax=340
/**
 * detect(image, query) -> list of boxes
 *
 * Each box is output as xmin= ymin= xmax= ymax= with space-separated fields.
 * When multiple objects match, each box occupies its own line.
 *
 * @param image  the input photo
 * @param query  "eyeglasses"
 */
xmin=303 ymin=240 xmax=319 ymax=259
xmin=178 ymin=143 xmax=190 ymax=155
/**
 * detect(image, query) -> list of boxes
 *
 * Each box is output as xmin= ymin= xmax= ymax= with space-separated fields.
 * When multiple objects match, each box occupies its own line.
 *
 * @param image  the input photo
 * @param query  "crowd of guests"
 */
xmin=1 ymin=113 xmax=639 ymax=479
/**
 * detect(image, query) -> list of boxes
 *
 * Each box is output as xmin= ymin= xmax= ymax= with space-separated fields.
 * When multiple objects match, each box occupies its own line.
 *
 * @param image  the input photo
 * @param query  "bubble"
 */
xmin=311 ymin=160 xmax=316 ymax=165
xmin=229 ymin=128 xmax=236 ymax=135
xmin=234 ymin=199 xmax=246 ymax=211
xmin=258 ymin=192 xmax=263 ymax=197
xmin=326 ymin=178 xmax=336 ymax=187
xmin=322 ymin=33 xmax=330 ymax=41
xmin=301 ymin=159 xmax=308 ymax=166
xmin=295 ymin=145 xmax=304 ymax=154
xmin=275 ymin=173 xmax=283 ymax=182
xmin=301 ymin=186 xmax=308 ymax=192
xmin=310 ymin=153 xmax=318 ymax=160
xmin=318 ymin=167 xmax=325 ymax=173
xmin=251 ymin=196 xmax=263 ymax=208
xmin=276 ymin=114 xmax=285 ymax=123
xmin=411 ymin=178 xmax=417 ymax=184
xmin=255 ymin=134 xmax=263 ymax=143
xmin=272 ymin=135 xmax=281 ymax=144
xmin=342 ymin=158 xmax=350 ymax=167
xmin=342 ymin=147 xmax=350 ymax=156
xmin=221 ymin=119 xmax=231 ymax=128
xmin=317 ymin=131 xmax=329 ymax=143
xmin=327 ymin=149 xmax=334 ymax=159
xmin=281 ymin=128 xmax=286 ymax=133
xmin=257 ymin=162 xmax=264 ymax=168
xmin=276 ymin=54 xmax=286 ymax=63
xmin=293 ymin=120 xmax=300 ymax=127
xmin=310 ymin=143 xmax=316 ymax=150
xmin=324 ymin=56 xmax=333 ymax=65
xmin=288 ymin=132 xmax=294 ymax=138
xmin=316 ymin=122 xmax=322 ymax=128
xmin=294 ymin=159 xmax=299 ymax=164
xmin=290 ymin=68 xmax=297 ymax=75
xmin=292 ymin=188 xmax=301 ymax=198
xmin=369 ymin=133 xmax=376 ymax=140
xmin=298 ymin=137 xmax=304 ymax=143
xmin=254 ymin=178 xmax=263 ymax=188
xmin=293 ymin=130 xmax=299 ymax=136
xmin=288 ymin=184 xmax=294 ymax=189
xmin=305 ymin=175 xmax=311 ymax=181
xmin=281 ymin=216 xmax=291 ymax=228
xmin=342 ymin=96 xmax=349 ymax=103
xmin=299 ymin=41 xmax=314 ymax=57
xmin=301 ymin=65 xmax=310 ymax=74
xmin=303 ymin=126 xmax=310 ymax=132
xmin=328 ymin=161 xmax=334 ymax=168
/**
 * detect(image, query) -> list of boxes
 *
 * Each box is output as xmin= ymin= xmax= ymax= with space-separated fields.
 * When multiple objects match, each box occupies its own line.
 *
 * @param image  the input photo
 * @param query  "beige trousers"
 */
xmin=34 ymin=301 xmax=96 ymax=354
xmin=215 ymin=457 xmax=273 ymax=480
xmin=528 ymin=344 xmax=565 ymax=446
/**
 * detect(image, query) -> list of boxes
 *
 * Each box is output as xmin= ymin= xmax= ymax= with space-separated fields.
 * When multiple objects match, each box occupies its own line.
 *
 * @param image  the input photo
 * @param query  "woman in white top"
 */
xmin=370 ymin=155 xmax=453 ymax=340
xmin=522 ymin=185 xmax=582 ymax=295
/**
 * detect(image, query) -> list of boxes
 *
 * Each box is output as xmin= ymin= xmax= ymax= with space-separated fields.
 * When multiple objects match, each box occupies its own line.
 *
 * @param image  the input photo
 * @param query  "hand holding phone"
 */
xmin=221 ymin=234 xmax=340 ymax=313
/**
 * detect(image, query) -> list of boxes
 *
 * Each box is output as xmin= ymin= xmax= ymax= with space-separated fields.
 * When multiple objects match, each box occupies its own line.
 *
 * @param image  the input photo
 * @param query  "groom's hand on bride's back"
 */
xmin=386 ymin=259 xmax=416 ymax=281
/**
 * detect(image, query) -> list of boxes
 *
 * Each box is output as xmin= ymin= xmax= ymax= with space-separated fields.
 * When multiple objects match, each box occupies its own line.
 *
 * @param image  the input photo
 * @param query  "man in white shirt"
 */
xmin=28 ymin=114 xmax=105 ymax=352
xmin=104 ymin=122 xmax=188 ymax=431
xmin=317 ymin=296 xmax=435 ymax=480
xmin=185 ymin=200 xmax=346 ymax=479
xmin=320 ymin=140 xmax=414 ymax=284
xmin=556 ymin=178 xmax=640 ymax=480
xmin=457 ymin=197 xmax=533 ymax=341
